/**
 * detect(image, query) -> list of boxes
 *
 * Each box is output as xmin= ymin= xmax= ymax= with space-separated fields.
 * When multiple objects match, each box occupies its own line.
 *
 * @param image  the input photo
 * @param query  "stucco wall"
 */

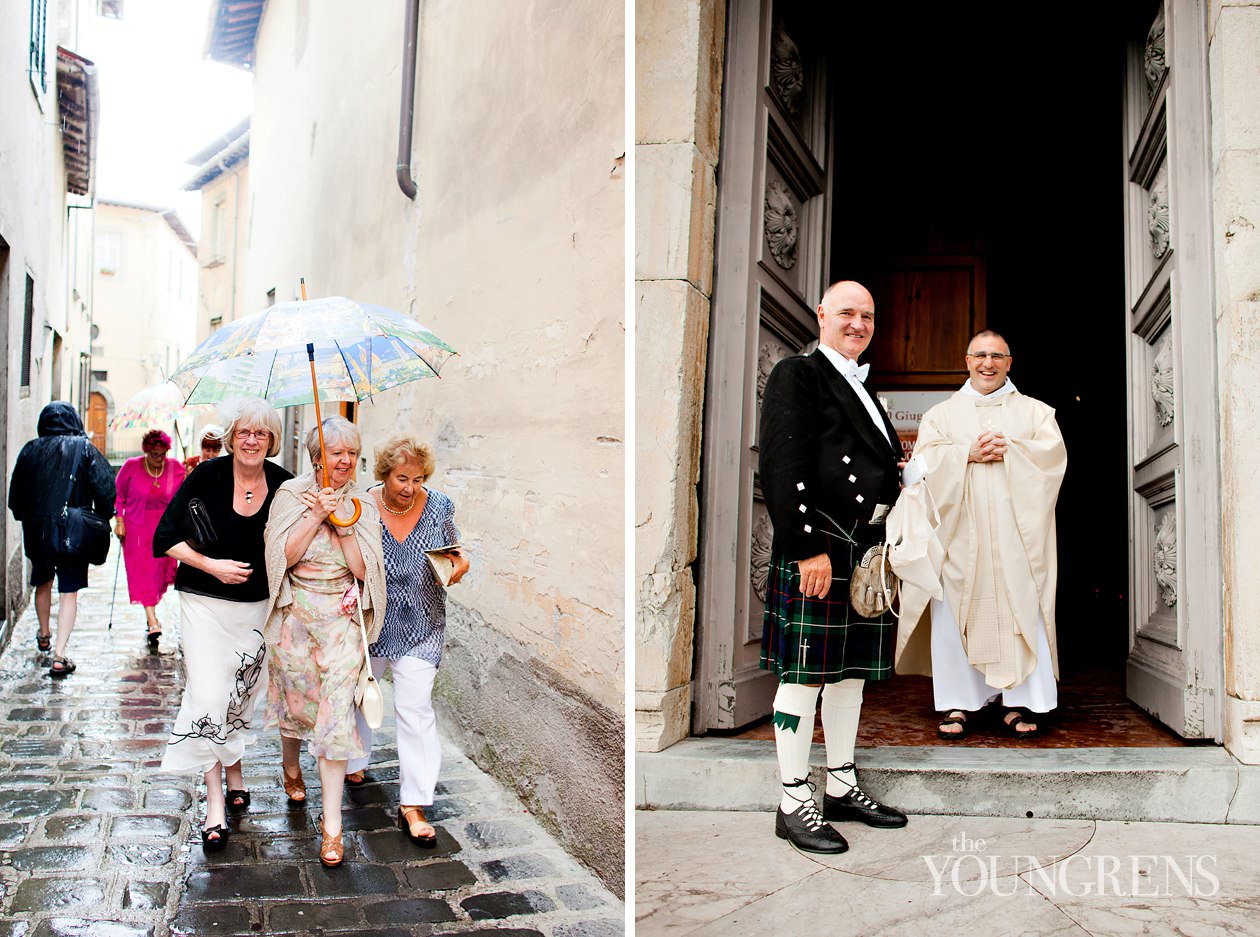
xmin=193 ymin=163 xmax=250 ymax=343
xmin=1210 ymin=0 xmax=1260 ymax=763
xmin=634 ymin=0 xmax=725 ymax=753
xmin=245 ymin=0 xmax=624 ymax=888
xmin=94 ymin=203 xmax=197 ymax=454
xmin=0 ymin=1 xmax=93 ymax=642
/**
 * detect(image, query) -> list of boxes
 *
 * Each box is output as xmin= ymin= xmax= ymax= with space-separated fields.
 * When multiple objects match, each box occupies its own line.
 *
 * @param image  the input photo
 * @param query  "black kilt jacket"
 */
xmin=758 ymin=349 xmax=901 ymax=560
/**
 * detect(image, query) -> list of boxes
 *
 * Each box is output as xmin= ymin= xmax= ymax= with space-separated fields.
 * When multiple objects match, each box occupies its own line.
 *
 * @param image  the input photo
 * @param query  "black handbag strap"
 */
xmin=58 ymin=438 xmax=92 ymax=516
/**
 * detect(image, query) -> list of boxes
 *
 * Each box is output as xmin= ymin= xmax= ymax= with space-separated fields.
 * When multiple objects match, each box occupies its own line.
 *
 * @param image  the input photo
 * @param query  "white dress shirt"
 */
xmin=817 ymin=344 xmax=893 ymax=446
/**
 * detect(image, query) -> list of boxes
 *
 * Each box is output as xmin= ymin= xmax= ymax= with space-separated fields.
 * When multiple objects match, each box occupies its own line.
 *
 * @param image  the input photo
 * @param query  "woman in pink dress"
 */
xmin=114 ymin=429 xmax=185 ymax=647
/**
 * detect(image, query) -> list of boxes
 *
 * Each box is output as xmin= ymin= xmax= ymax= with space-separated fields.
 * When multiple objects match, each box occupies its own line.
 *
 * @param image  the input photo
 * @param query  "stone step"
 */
xmin=636 ymin=738 xmax=1260 ymax=824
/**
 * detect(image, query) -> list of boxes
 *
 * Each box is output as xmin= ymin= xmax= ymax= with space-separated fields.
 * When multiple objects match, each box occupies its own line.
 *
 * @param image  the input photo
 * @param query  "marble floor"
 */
xmin=636 ymin=809 xmax=1260 ymax=936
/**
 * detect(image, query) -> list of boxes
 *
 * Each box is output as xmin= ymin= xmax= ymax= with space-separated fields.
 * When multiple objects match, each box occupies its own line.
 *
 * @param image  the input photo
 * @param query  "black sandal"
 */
xmin=937 ymin=710 xmax=969 ymax=740
xmin=49 ymin=656 xmax=76 ymax=677
xmin=226 ymin=789 xmax=251 ymax=815
xmin=147 ymin=630 xmax=161 ymax=649
xmin=36 ymin=633 xmax=52 ymax=653
xmin=201 ymin=824 xmax=229 ymax=852
xmin=1002 ymin=708 xmax=1042 ymax=737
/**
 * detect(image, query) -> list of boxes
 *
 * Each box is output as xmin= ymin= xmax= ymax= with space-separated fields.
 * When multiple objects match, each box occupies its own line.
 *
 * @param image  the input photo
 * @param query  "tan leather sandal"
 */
xmin=398 ymin=805 xmax=436 ymax=843
xmin=319 ymin=815 xmax=344 ymax=867
xmin=282 ymin=765 xmax=306 ymax=803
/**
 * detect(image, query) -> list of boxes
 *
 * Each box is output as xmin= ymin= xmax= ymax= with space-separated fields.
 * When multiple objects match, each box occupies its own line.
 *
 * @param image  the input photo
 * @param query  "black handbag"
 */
xmin=184 ymin=497 xmax=218 ymax=548
xmin=55 ymin=439 xmax=111 ymax=566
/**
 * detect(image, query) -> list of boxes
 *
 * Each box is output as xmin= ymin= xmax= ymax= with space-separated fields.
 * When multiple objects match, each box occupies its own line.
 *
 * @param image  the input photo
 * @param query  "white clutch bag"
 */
xmin=424 ymin=544 xmax=462 ymax=587
xmin=350 ymin=583 xmax=384 ymax=729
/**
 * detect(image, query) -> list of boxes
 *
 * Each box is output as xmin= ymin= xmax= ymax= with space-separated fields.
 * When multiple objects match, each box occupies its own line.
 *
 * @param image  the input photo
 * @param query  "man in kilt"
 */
xmin=759 ymin=279 xmax=909 ymax=853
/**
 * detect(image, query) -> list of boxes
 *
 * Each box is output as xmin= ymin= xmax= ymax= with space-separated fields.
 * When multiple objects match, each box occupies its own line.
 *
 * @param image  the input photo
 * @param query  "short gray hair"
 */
xmin=221 ymin=397 xmax=283 ymax=458
xmin=305 ymin=416 xmax=361 ymax=467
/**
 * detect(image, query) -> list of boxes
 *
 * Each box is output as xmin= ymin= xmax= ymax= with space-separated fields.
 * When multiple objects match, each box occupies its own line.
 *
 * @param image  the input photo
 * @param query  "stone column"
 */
xmin=1210 ymin=0 xmax=1260 ymax=763
xmin=635 ymin=0 xmax=725 ymax=752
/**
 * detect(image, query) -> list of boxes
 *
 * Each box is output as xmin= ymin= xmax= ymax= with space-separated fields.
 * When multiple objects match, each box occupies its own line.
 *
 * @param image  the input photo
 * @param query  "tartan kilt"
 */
xmin=761 ymin=526 xmax=895 ymax=684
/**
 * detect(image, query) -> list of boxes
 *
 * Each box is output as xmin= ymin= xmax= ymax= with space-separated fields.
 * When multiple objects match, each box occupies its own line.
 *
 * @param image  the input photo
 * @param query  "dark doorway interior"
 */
xmin=817 ymin=5 xmax=1170 ymax=742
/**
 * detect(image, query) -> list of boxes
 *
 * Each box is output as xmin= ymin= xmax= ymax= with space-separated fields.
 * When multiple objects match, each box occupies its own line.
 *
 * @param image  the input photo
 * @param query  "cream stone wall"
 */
xmin=244 ymin=1 xmax=624 ymax=888
xmin=0 ymin=0 xmax=95 ymax=635
xmin=92 ymin=203 xmax=197 ymax=455
xmin=193 ymin=163 xmax=249 ymax=343
xmin=1210 ymin=0 xmax=1260 ymax=763
xmin=635 ymin=0 xmax=725 ymax=753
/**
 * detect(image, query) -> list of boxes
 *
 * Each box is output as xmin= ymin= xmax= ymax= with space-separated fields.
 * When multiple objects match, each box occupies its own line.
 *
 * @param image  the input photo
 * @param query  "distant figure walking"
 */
xmin=114 ymin=429 xmax=185 ymax=646
xmin=8 ymin=402 xmax=116 ymax=676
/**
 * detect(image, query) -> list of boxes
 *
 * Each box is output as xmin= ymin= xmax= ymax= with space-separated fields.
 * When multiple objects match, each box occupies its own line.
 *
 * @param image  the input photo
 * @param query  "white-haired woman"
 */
xmin=154 ymin=396 xmax=293 ymax=851
xmin=262 ymin=417 xmax=386 ymax=867
xmin=345 ymin=435 xmax=468 ymax=844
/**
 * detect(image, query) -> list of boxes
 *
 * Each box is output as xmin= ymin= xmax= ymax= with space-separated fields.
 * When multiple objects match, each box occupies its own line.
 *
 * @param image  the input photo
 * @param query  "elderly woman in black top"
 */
xmin=153 ymin=397 xmax=293 ymax=850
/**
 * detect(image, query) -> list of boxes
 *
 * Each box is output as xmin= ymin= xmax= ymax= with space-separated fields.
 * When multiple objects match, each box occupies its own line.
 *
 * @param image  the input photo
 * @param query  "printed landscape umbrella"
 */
xmin=108 ymin=380 xmax=210 ymax=456
xmin=169 ymin=290 xmax=458 ymax=525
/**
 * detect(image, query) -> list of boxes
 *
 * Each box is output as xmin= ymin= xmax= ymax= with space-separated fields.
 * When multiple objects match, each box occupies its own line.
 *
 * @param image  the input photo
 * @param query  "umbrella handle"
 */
xmin=305 ymin=337 xmax=363 ymax=528
xmin=329 ymin=498 xmax=362 ymax=528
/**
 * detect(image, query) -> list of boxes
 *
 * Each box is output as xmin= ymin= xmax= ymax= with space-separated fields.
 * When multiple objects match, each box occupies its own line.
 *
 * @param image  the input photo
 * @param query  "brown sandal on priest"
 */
xmin=937 ymin=710 xmax=969 ymax=739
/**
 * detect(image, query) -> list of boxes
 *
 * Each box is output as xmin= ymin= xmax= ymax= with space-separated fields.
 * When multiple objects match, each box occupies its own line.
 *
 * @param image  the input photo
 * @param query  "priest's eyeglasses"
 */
xmin=966 ymin=352 xmax=1009 ymax=362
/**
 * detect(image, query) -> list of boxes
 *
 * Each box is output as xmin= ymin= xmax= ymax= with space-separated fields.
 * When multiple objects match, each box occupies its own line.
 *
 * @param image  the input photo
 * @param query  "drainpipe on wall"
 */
xmin=396 ymin=0 xmax=420 ymax=200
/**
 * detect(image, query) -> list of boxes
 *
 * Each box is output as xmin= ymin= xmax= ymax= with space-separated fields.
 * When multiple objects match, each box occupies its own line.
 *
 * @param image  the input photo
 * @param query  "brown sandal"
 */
xmin=282 ymin=765 xmax=306 ymax=803
xmin=398 ymin=805 xmax=436 ymax=843
xmin=318 ymin=816 xmax=344 ymax=867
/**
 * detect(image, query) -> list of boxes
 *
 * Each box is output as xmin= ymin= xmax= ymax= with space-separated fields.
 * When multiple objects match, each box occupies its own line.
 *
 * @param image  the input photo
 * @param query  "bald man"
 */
xmin=759 ymin=280 xmax=908 ymax=854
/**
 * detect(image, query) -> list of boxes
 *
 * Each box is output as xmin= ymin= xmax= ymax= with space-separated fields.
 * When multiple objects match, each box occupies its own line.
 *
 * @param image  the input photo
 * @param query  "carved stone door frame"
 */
xmin=694 ymin=0 xmax=831 ymax=732
xmin=1122 ymin=0 xmax=1223 ymax=739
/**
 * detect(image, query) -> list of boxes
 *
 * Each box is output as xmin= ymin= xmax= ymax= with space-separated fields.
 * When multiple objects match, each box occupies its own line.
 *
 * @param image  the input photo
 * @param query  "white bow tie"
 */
xmin=845 ymin=362 xmax=870 ymax=383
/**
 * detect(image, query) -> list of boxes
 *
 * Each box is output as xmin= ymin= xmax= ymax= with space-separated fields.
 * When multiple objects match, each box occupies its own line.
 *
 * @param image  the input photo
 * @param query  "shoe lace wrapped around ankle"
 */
xmin=782 ymin=777 xmax=826 ymax=831
xmin=826 ymin=762 xmax=880 ymax=808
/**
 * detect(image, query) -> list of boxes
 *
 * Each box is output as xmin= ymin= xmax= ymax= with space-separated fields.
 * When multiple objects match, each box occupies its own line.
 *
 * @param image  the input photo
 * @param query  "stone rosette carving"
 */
xmin=771 ymin=27 xmax=804 ymax=116
xmin=1144 ymin=10 xmax=1166 ymax=98
xmin=1148 ymin=164 xmax=1170 ymax=260
xmin=750 ymin=510 xmax=774 ymax=602
xmin=1152 ymin=334 xmax=1174 ymax=427
xmin=1154 ymin=510 xmax=1177 ymax=607
xmin=764 ymin=177 xmax=798 ymax=270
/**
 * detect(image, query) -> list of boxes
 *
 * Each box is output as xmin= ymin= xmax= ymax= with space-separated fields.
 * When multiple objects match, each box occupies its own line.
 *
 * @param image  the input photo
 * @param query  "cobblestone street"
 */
xmin=0 ymin=551 xmax=623 ymax=936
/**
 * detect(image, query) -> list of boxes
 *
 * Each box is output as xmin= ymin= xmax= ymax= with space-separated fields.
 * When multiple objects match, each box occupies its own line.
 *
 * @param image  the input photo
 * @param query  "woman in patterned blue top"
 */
xmin=347 ymin=435 xmax=469 ymax=843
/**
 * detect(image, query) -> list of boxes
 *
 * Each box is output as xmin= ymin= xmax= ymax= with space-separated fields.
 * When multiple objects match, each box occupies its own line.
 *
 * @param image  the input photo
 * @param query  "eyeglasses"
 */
xmin=234 ymin=429 xmax=271 ymax=440
xmin=966 ymin=352 xmax=1010 ymax=362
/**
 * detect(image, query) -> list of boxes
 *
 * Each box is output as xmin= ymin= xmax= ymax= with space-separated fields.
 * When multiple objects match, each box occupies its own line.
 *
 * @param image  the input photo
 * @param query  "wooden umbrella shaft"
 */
xmin=306 ymin=341 xmax=361 ymax=527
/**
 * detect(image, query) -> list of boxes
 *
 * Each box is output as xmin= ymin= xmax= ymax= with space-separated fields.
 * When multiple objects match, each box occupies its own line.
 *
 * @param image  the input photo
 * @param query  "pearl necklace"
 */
xmin=377 ymin=491 xmax=414 ymax=516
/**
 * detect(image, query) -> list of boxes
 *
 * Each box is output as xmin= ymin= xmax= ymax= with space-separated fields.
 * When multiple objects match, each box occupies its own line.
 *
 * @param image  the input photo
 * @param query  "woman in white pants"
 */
xmin=347 ymin=435 xmax=469 ymax=842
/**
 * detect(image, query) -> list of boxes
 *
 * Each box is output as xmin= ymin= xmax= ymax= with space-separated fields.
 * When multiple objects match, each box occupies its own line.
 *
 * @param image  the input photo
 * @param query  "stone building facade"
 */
xmin=203 ymin=0 xmax=625 ymax=890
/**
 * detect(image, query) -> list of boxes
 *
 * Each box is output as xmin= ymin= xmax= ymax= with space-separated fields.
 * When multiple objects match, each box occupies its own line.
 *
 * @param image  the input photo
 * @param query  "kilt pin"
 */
xmin=762 ymin=525 xmax=895 ymax=684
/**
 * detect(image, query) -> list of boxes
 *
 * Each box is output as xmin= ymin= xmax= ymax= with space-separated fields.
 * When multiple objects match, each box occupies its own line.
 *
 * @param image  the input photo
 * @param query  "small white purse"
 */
xmin=350 ymin=583 xmax=384 ymax=730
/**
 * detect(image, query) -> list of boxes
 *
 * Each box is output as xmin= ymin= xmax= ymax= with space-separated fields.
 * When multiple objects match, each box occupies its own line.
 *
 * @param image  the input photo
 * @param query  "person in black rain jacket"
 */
xmin=8 ymin=402 xmax=116 ymax=676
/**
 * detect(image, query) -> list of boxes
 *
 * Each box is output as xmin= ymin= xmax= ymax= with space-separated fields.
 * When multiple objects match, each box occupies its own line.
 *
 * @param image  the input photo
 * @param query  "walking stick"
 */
xmin=107 ymin=540 xmax=122 ymax=631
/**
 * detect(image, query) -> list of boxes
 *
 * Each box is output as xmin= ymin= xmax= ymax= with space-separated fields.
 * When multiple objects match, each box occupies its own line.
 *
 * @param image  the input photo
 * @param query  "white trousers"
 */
xmin=930 ymin=585 xmax=1057 ymax=713
xmin=348 ymin=655 xmax=441 ymax=806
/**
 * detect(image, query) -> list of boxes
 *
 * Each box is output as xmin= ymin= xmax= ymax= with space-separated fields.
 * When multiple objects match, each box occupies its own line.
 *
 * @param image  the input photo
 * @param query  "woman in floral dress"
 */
xmin=114 ymin=429 xmax=184 ymax=646
xmin=262 ymin=417 xmax=386 ymax=867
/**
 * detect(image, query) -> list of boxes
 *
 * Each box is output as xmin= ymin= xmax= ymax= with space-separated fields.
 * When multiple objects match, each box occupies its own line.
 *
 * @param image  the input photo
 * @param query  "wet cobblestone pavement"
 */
xmin=0 ymin=553 xmax=623 ymax=936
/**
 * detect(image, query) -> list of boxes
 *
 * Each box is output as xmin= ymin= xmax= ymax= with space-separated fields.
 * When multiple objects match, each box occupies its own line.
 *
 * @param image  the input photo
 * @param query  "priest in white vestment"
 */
xmin=894 ymin=330 xmax=1067 ymax=737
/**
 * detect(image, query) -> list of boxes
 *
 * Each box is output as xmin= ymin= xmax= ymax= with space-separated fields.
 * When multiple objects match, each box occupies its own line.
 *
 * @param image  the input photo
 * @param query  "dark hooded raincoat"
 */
xmin=8 ymin=402 xmax=116 ymax=563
